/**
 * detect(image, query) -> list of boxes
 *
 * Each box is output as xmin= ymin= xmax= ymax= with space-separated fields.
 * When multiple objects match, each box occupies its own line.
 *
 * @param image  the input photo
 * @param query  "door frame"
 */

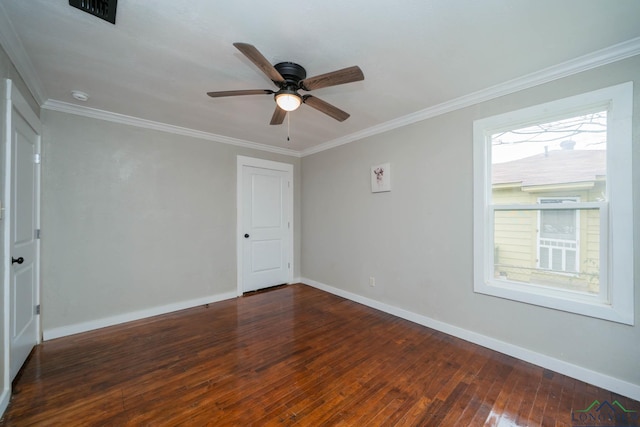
xmin=236 ymin=156 xmax=293 ymax=296
xmin=1 ymin=79 xmax=41 ymax=415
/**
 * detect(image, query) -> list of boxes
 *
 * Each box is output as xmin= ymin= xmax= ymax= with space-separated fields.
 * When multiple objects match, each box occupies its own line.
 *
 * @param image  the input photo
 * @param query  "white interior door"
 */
xmin=238 ymin=157 xmax=292 ymax=294
xmin=8 ymin=98 xmax=40 ymax=380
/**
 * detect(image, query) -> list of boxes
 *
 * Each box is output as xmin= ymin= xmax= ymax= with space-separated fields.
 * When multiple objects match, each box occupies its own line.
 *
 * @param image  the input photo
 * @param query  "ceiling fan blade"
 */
xmin=233 ymin=42 xmax=285 ymax=84
xmin=270 ymin=106 xmax=286 ymax=125
xmin=300 ymin=66 xmax=364 ymax=91
xmin=303 ymin=95 xmax=350 ymax=122
xmin=207 ymin=89 xmax=274 ymax=98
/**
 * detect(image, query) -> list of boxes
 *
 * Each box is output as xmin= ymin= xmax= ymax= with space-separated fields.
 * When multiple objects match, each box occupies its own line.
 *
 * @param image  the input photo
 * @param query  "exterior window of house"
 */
xmin=538 ymin=197 xmax=579 ymax=274
xmin=473 ymin=82 xmax=633 ymax=324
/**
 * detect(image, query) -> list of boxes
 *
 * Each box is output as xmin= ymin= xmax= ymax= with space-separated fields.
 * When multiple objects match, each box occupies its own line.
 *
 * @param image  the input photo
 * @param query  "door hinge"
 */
xmin=34 ymin=153 xmax=41 ymax=164
xmin=288 ymin=262 xmax=291 ymax=269
xmin=35 ymin=304 xmax=40 ymax=315
xmin=35 ymin=229 xmax=41 ymax=239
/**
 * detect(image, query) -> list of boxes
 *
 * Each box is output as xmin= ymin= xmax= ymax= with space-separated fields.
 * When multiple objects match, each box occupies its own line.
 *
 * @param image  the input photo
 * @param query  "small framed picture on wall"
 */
xmin=371 ymin=163 xmax=391 ymax=193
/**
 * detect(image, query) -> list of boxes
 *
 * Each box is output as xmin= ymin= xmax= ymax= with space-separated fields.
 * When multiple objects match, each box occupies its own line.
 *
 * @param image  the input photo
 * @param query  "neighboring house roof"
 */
xmin=492 ymin=149 xmax=606 ymax=187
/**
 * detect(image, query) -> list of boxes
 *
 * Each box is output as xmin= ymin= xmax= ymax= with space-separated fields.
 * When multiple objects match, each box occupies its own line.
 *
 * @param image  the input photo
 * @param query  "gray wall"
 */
xmin=301 ymin=56 xmax=640 ymax=386
xmin=41 ymin=110 xmax=301 ymax=331
xmin=0 ymin=45 xmax=39 ymax=115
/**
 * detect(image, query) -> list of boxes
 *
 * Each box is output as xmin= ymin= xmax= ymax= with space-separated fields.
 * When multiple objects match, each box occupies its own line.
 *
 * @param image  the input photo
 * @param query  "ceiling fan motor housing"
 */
xmin=274 ymin=62 xmax=307 ymax=88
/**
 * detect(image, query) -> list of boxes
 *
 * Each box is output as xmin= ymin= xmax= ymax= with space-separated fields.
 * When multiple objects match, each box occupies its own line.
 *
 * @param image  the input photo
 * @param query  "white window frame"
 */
xmin=473 ymin=82 xmax=634 ymax=325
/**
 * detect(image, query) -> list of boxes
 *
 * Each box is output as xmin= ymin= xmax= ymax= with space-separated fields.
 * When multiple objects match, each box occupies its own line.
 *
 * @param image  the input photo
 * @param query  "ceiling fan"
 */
xmin=207 ymin=43 xmax=364 ymax=125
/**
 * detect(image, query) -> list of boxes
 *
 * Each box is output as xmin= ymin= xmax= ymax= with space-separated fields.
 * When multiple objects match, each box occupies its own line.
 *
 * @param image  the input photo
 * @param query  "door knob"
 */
xmin=244 ymin=234 xmax=250 ymax=238
xmin=12 ymin=257 xmax=24 ymax=265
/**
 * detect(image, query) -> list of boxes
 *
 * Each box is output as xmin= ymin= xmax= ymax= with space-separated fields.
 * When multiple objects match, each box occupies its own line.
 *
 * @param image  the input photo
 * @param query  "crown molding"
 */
xmin=42 ymin=100 xmax=301 ymax=158
xmin=4 ymin=0 xmax=638 ymax=160
xmin=301 ymin=36 xmax=640 ymax=157
xmin=0 ymin=3 xmax=47 ymax=104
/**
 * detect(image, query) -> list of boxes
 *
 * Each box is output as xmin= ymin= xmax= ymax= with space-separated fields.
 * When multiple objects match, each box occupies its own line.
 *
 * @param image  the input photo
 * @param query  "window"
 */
xmin=538 ymin=197 xmax=579 ymax=274
xmin=473 ymin=82 xmax=633 ymax=324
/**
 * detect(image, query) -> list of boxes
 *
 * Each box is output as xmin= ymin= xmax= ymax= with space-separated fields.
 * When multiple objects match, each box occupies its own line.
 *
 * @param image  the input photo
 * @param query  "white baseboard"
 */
xmin=302 ymin=277 xmax=640 ymax=402
xmin=43 ymin=291 xmax=237 ymax=341
xmin=0 ymin=386 xmax=9 ymax=419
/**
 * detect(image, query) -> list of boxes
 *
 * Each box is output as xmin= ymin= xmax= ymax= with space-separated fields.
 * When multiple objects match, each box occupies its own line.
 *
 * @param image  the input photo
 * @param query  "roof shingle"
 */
xmin=492 ymin=149 xmax=605 ymax=187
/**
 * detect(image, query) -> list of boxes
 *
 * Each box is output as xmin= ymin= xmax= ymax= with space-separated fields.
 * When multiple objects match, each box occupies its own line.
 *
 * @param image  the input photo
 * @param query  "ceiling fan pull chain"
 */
xmin=287 ymin=113 xmax=291 ymax=141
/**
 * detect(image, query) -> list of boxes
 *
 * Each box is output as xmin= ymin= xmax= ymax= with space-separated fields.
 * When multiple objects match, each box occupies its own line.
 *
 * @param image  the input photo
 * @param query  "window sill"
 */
xmin=474 ymin=279 xmax=633 ymax=325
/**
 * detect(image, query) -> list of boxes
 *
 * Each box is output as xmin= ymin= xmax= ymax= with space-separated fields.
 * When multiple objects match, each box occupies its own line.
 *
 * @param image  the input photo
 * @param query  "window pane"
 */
xmin=566 ymin=250 xmax=577 ymax=273
xmin=494 ymin=208 xmax=600 ymax=294
xmin=539 ymin=247 xmax=549 ymax=269
xmin=540 ymin=209 xmax=576 ymax=240
xmin=491 ymin=111 xmax=607 ymax=205
xmin=551 ymin=248 xmax=563 ymax=271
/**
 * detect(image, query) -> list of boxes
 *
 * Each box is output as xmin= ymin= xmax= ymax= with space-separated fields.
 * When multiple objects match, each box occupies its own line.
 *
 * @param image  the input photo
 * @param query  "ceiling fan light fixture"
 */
xmin=275 ymin=90 xmax=302 ymax=111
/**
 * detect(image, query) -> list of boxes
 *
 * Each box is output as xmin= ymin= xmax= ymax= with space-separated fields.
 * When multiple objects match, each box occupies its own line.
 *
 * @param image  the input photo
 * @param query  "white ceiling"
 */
xmin=1 ymin=1 xmax=640 ymax=155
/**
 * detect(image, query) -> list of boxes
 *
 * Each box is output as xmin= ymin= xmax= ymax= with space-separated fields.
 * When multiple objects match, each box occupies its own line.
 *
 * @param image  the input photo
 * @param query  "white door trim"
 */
xmin=236 ymin=156 xmax=293 ymax=296
xmin=1 ymin=79 xmax=41 ymax=416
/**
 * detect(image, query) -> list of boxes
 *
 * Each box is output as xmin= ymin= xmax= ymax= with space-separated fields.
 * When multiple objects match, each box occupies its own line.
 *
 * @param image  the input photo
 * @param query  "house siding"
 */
xmin=493 ymin=181 xmax=605 ymax=292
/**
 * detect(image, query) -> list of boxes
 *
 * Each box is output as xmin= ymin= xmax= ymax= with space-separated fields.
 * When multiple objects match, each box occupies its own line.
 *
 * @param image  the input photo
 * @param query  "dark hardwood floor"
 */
xmin=1 ymin=284 xmax=637 ymax=426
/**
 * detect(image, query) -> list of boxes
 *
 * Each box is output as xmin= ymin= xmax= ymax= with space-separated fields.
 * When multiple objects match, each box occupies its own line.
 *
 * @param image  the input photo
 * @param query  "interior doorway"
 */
xmin=236 ymin=156 xmax=293 ymax=294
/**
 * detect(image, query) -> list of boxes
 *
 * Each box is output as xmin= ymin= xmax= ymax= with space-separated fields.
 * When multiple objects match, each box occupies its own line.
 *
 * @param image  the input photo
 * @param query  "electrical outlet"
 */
xmin=369 ymin=276 xmax=375 ymax=287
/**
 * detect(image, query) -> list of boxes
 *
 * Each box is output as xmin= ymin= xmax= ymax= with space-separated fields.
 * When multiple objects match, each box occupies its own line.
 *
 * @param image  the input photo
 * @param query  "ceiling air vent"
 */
xmin=69 ymin=0 xmax=117 ymax=24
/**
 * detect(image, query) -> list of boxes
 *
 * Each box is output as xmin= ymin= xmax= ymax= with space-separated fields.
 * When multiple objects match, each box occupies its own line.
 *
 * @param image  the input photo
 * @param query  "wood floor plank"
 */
xmin=527 ymin=370 xmax=552 ymax=425
xmin=515 ymin=363 xmax=544 ymax=425
xmin=1 ymin=284 xmax=637 ymax=426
